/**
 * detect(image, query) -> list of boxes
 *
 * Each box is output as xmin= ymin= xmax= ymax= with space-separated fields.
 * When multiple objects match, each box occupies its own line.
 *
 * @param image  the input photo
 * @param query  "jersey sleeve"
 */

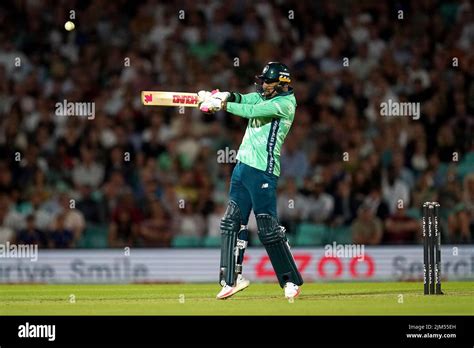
xmin=226 ymin=98 xmax=294 ymax=119
xmin=230 ymin=92 xmax=261 ymax=104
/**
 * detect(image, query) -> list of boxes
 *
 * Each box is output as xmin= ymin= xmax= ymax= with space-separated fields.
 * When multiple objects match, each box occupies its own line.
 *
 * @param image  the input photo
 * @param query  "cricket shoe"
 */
xmin=235 ymin=274 xmax=250 ymax=292
xmin=216 ymin=275 xmax=250 ymax=300
xmin=284 ymin=282 xmax=301 ymax=299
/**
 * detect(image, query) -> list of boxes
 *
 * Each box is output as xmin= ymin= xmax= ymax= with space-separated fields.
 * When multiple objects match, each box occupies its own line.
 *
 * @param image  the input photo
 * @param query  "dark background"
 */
xmin=0 ymin=0 xmax=473 ymax=250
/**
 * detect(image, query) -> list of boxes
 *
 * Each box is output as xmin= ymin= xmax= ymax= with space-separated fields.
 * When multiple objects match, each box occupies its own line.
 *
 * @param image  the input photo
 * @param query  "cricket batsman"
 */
xmin=198 ymin=62 xmax=304 ymax=299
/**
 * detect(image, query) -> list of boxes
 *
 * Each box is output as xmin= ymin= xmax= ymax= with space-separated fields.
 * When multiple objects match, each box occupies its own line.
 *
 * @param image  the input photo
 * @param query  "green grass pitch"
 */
xmin=1 ymin=282 xmax=473 ymax=315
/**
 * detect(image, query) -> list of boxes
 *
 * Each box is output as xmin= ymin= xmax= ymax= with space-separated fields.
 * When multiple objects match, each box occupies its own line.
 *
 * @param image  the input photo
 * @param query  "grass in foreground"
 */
xmin=1 ymin=282 xmax=473 ymax=316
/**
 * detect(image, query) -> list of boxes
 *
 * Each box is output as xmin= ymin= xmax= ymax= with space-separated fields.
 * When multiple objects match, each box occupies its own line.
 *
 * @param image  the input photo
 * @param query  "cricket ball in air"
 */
xmin=64 ymin=21 xmax=75 ymax=31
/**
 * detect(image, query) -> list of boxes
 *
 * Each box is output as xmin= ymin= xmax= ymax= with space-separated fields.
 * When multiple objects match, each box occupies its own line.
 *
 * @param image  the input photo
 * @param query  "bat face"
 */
xmin=141 ymin=91 xmax=200 ymax=107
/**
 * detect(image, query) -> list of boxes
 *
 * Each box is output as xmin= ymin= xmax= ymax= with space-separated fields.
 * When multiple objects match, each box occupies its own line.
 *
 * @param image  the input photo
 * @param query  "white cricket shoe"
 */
xmin=235 ymin=274 xmax=250 ymax=292
xmin=216 ymin=275 xmax=250 ymax=300
xmin=284 ymin=282 xmax=301 ymax=299
xmin=216 ymin=284 xmax=235 ymax=299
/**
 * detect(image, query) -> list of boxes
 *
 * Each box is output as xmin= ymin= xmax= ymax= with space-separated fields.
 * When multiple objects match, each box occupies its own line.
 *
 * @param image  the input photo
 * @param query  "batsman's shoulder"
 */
xmin=274 ymin=95 xmax=296 ymax=116
xmin=275 ymin=92 xmax=295 ymax=103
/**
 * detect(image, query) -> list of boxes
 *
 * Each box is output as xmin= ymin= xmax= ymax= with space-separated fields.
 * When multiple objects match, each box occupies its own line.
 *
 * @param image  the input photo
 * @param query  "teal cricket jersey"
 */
xmin=226 ymin=89 xmax=296 ymax=177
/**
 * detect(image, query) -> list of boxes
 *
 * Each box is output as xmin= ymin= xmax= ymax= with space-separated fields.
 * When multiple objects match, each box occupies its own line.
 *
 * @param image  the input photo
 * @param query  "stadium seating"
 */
xmin=77 ymin=224 xmax=109 ymax=248
xmin=295 ymin=223 xmax=328 ymax=246
xmin=328 ymin=226 xmax=353 ymax=245
xmin=457 ymin=152 xmax=474 ymax=180
xmin=286 ymin=234 xmax=296 ymax=247
xmin=171 ymin=235 xmax=202 ymax=247
xmin=202 ymin=236 xmax=221 ymax=247
xmin=2 ymin=1 xmax=472 ymax=249
xmin=406 ymin=208 xmax=422 ymax=220
xmin=251 ymin=234 xmax=263 ymax=247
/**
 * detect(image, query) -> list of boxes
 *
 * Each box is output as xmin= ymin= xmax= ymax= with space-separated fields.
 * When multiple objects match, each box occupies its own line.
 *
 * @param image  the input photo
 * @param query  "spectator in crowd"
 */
xmin=101 ymin=170 xmax=131 ymax=219
xmin=384 ymin=207 xmax=420 ymax=244
xmin=363 ymin=184 xmax=390 ymax=221
xmin=139 ymin=200 xmax=173 ymax=247
xmin=277 ymin=177 xmax=305 ymax=235
xmin=463 ymin=173 xmax=474 ymax=227
xmin=351 ymin=203 xmax=383 ymax=245
xmin=72 ymin=146 xmax=105 ymax=190
xmin=141 ymin=114 xmax=169 ymax=159
xmin=280 ymin=136 xmax=309 ymax=181
xmin=448 ymin=204 xmax=471 ymax=244
xmin=175 ymin=203 xmax=205 ymax=237
xmin=76 ymin=185 xmax=106 ymax=224
xmin=109 ymin=192 xmax=143 ymax=247
xmin=49 ymin=213 xmax=74 ymax=248
xmin=0 ymin=194 xmax=24 ymax=243
xmin=392 ymin=151 xmax=415 ymax=190
xmin=382 ymin=165 xmax=410 ymax=214
xmin=56 ymin=193 xmax=86 ymax=244
xmin=48 ymin=139 xmax=75 ymax=183
xmin=0 ymin=163 xmax=16 ymax=196
xmin=207 ymin=201 xmax=227 ymax=238
xmin=25 ymin=168 xmax=53 ymax=205
xmin=160 ymin=184 xmax=180 ymax=217
xmin=331 ymin=178 xmax=358 ymax=227
xmin=0 ymin=194 xmax=21 ymax=244
xmin=412 ymin=171 xmax=438 ymax=210
xmin=109 ymin=209 xmax=139 ymax=248
xmin=302 ymin=174 xmax=334 ymax=224
xmin=349 ymin=42 xmax=377 ymax=80
xmin=17 ymin=145 xmax=48 ymax=189
xmin=104 ymin=146 xmax=134 ymax=184
xmin=447 ymin=173 xmax=474 ymax=243
xmin=175 ymin=171 xmax=200 ymax=206
xmin=16 ymin=214 xmax=47 ymax=247
xmin=428 ymin=152 xmax=447 ymax=188
xmin=196 ymin=182 xmax=215 ymax=217
xmin=21 ymin=189 xmax=54 ymax=232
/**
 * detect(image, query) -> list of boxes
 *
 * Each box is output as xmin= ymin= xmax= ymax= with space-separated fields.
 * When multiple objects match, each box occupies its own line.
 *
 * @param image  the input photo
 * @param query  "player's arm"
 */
xmin=202 ymin=90 xmax=261 ymax=104
xmin=227 ymin=92 xmax=261 ymax=104
xmin=199 ymin=90 xmax=286 ymax=117
xmin=223 ymin=99 xmax=291 ymax=119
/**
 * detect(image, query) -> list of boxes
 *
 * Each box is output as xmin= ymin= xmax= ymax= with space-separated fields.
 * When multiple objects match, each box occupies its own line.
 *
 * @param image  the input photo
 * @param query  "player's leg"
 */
xmin=230 ymin=169 xmax=252 ymax=285
xmin=217 ymin=162 xmax=252 ymax=299
xmin=235 ymin=226 xmax=249 ymax=275
xmin=256 ymin=215 xmax=303 ymax=298
xmin=234 ymin=225 xmax=250 ymax=290
xmin=242 ymin=163 xmax=303 ymax=298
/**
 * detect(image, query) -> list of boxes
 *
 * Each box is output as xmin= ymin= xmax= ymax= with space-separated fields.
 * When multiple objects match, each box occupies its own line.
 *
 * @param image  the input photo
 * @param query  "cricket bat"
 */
xmin=141 ymin=91 xmax=200 ymax=107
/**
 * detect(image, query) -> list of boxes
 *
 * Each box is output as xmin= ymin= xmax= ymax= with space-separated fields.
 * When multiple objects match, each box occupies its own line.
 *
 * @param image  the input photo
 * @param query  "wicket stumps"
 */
xmin=422 ymin=202 xmax=443 ymax=295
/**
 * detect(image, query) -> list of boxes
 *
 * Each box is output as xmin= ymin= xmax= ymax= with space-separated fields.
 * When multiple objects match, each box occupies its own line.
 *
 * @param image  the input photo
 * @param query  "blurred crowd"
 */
xmin=0 ymin=0 xmax=473 ymax=248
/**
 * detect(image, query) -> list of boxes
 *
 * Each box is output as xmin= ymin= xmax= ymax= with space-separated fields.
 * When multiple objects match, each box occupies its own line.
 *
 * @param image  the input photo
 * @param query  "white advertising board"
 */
xmin=0 ymin=246 xmax=472 ymax=283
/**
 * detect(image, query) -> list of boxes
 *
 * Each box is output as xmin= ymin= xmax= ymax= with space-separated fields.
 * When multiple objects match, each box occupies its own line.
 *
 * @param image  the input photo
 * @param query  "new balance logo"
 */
xmin=261 ymin=183 xmax=269 ymax=189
